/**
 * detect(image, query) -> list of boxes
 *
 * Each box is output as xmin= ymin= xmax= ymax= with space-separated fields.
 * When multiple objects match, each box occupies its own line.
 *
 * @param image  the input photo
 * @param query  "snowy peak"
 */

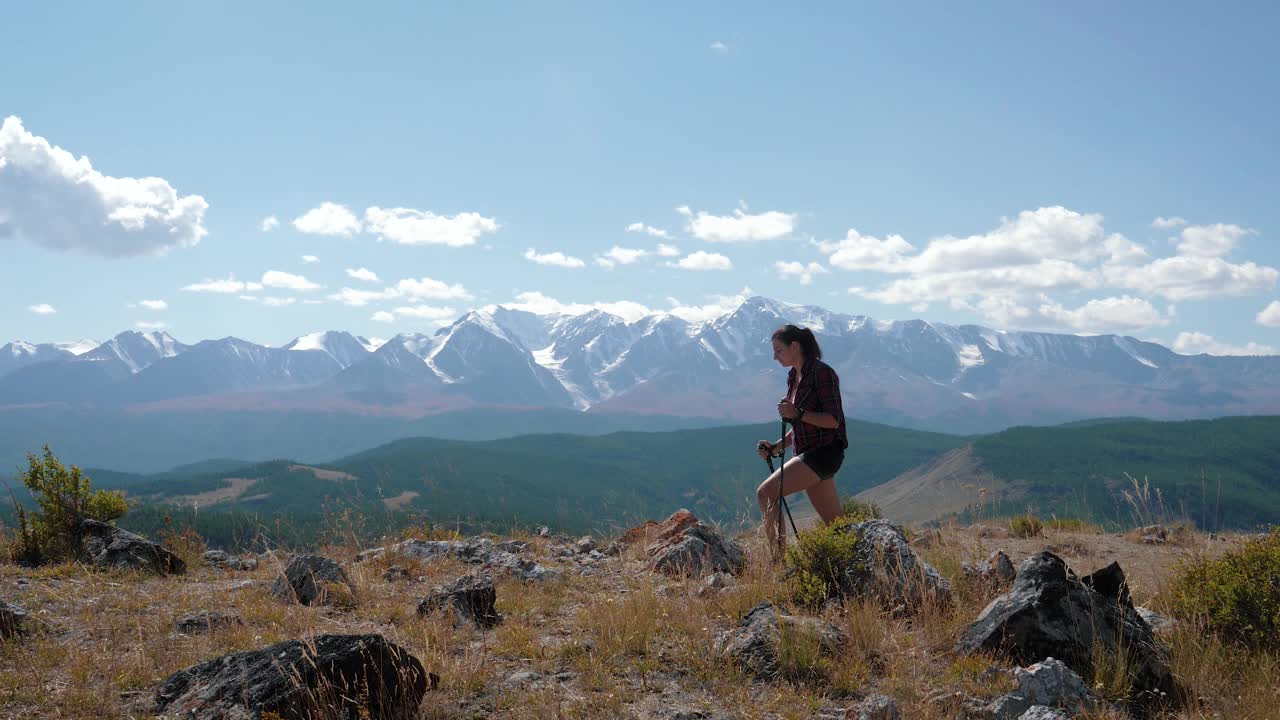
xmin=83 ymin=331 xmax=187 ymax=373
xmin=283 ymin=331 xmax=371 ymax=369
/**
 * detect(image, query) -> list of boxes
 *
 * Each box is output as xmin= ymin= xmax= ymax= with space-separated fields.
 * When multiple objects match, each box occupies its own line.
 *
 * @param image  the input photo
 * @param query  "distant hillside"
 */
xmin=860 ymin=416 xmax=1280 ymax=530
xmin=21 ymin=419 xmax=964 ymax=546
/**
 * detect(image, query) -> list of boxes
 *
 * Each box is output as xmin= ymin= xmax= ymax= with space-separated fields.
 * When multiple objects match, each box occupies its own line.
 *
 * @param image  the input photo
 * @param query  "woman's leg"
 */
xmin=806 ymin=476 xmax=843 ymax=524
xmin=756 ymin=456 xmax=823 ymax=557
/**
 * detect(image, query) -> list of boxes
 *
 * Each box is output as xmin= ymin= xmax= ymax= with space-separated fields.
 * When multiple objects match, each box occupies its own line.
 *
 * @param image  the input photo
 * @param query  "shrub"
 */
xmin=1169 ymin=528 xmax=1280 ymax=649
xmin=10 ymin=446 xmax=130 ymax=564
xmin=840 ymin=497 xmax=882 ymax=523
xmin=1008 ymin=514 xmax=1043 ymax=538
xmin=786 ymin=516 xmax=862 ymax=607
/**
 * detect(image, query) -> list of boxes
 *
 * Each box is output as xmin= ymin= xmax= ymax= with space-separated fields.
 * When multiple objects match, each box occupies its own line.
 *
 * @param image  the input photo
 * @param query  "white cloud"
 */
xmin=261 ymin=270 xmax=321 ymax=291
xmin=495 ymin=291 xmax=654 ymax=323
xmin=292 ymin=202 xmax=361 ymax=236
xmin=182 ymin=275 xmax=264 ymax=294
xmin=328 ymin=276 xmax=470 ymax=307
xmin=137 ymin=299 xmax=167 ymax=310
xmin=365 ymin=207 xmax=499 ymax=247
xmin=710 ymin=40 xmax=728 ymax=52
xmin=1111 ymin=255 xmax=1277 ymax=301
xmin=0 ymin=116 xmax=208 ymax=258
xmin=1257 ymin=300 xmax=1280 ymax=328
xmin=392 ymin=305 xmax=456 ymax=323
xmin=601 ymin=246 xmax=648 ymax=264
xmin=301 ymin=255 xmax=320 ymax=263
xmin=655 ymin=243 xmax=680 ymax=257
xmin=679 ymin=206 xmax=796 ymax=243
xmin=371 ymin=311 xmax=395 ymax=323
xmin=524 ymin=248 xmax=585 ymax=268
xmin=261 ymin=297 xmax=297 ymax=307
xmin=1174 ymin=223 xmax=1251 ymax=258
xmin=346 ymin=267 xmax=379 ymax=283
xmin=260 ymin=215 xmax=279 ymax=232
xmin=667 ymin=287 xmax=754 ymax=323
xmin=775 ymin=261 xmax=829 ymax=285
xmin=394 ymin=277 xmax=471 ymax=300
xmin=28 ymin=303 xmax=55 ymax=315
xmin=135 ymin=320 xmax=166 ymax=329
xmin=1172 ymin=331 xmax=1275 ymax=357
xmin=817 ymin=230 xmax=915 ymax=272
xmin=1152 ymin=216 xmax=1187 ymax=229
xmin=626 ymin=222 xmax=671 ymax=239
xmin=1036 ymin=295 xmax=1170 ymax=334
xmin=910 ymin=207 xmax=1107 ymax=274
xmin=239 ymin=295 xmax=258 ymax=302
xmin=674 ymin=250 xmax=732 ymax=271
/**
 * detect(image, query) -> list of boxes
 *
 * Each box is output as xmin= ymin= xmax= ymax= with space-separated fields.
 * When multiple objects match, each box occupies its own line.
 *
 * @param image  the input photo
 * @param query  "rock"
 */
xmin=203 ymin=550 xmax=231 ymax=566
xmin=847 ymin=694 xmax=900 ymax=720
xmin=536 ymin=526 xmax=551 ymax=537
xmin=620 ymin=519 xmax=661 ymax=546
xmin=382 ymin=566 xmax=409 ymax=582
xmin=957 ymin=552 xmax=1182 ymax=715
xmin=0 ymin=600 xmax=29 ymax=639
xmin=205 ymin=550 xmax=258 ymax=571
xmin=230 ymin=556 xmax=257 ymax=571
xmin=604 ymin=541 xmax=623 ymax=556
xmin=79 ymin=519 xmax=185 ymax=575
xmin=983 ymin=657 xmax=1097 ymax=719
xmin=575 ymin=536 xmax=596 ymax=554
xmin=175 ymin=609 xmax=243 ymax=635
xmin=645 ymin=509 xmax=745 ymax=577
xmin=833 ymin=519 xmax=951 ymax=609
xmin=496 ymin=540 xmax=528 ymax=553
xmin=965 ymin=549 xmax=1017 ymax=587
xmin=153 ymin=634 xmax=431 ymax=719
xmin=270 ymin=555 xmax=356 ymax=606
xmin=356 ymin=537 xmax=558 ymax=582
xmin=503 ymin=670 xmax=541 ymax=688
xmin=1136 ymin=606 xmax=1175 ymax=633
xmin=718 ymin=601 xmax=845 ymax=679
xmin=1017 ymin=707 xmax=1070 ymax=720
xmin=417 ymin=574 xmax=502 ymax=628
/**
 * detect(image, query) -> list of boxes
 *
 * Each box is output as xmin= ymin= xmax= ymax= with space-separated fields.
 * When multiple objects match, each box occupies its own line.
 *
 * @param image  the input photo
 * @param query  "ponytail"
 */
xmin=771 ymin=324 xmax=823 ymax=361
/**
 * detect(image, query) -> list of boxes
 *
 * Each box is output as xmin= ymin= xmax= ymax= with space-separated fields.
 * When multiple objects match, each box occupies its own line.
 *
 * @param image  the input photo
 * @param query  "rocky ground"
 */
xmin=0 ymin=515 xmax=1275 ymax=720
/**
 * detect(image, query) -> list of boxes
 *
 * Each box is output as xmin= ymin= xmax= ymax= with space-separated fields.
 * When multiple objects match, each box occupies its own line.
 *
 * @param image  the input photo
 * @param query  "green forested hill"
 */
xmin=967 ymin=415 xmax=1280 ymax=530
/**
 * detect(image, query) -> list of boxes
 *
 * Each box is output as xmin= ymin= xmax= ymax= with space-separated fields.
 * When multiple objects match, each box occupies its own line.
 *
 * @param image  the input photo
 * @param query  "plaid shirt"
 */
xmin=786 ymin=358 xmax=848 ymax=454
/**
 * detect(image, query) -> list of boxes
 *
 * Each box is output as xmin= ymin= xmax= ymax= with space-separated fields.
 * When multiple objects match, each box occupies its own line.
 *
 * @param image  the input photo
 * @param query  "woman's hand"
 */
xmin=756 ymin=440 xmax=777 ymax=460
xmin=777 ymin=399 xmax=800 ymax=421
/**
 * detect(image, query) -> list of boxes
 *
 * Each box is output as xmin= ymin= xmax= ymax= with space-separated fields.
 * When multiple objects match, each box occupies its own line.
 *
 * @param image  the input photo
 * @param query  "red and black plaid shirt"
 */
xmin=786 ymin=358 xmax=848 ymax=454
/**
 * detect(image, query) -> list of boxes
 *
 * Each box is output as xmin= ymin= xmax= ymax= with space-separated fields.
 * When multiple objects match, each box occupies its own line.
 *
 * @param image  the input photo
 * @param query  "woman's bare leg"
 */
xmin=756 ymin=456 xmax=823 ymax=558
xmin=806 ymin=476 xmax=843 ymax=524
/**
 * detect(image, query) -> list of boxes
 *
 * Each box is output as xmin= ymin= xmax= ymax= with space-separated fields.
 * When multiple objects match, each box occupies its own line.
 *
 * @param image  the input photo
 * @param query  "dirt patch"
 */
xmin=858 ymin=444 xmax=1016 ymax=524
xmin=288 ymin=464 xmax=356 ymax=482
xmin=168 ymin=477 xmax=258 ymax=507
xmin=381 ymin=491 xmax=418 ymax=510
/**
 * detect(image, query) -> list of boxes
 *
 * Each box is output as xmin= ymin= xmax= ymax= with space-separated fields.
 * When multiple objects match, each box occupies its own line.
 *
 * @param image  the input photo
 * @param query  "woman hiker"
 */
xmin=755 ymin=324 xmax=848 ymax=558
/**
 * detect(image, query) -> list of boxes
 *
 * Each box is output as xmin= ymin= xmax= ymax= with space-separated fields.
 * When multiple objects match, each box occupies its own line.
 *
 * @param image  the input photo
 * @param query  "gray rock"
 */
xmin=965 ymin=549 xmax=1017 ymax=586
xmin=175 ymin=609 xmax=243 ymax=635
xmin=604 ymin=541 xmax=623 ymax=556
xmin=503 ymin=670 xmax=541 ymax=688
xmin=575 ymin=536 xmax=596 ymax=554
xmin=649 ymin=523 xmax=745 ymax=577
xmin=153 ymin=634 xmax=431 ymax=719
xmin=0 ymin=600 xmax=29 ymax=639
xmin=417 ymin=574 xmax=502 ymax=628
xmin=958 ymin=553 xmax=1182 ymax=715
xmin=849 ymin=694 xmax=900 ymax=720
xmin=205 ymin=550 xmax=258 ymax=571
xmin=270 ymin=555 xmax=355 ymax=606
xmin=203 ymin=550 xmax=231 ymax=566
xmin=536 ymin=526 xmax=551 ymax=537
xmin=356 ymin=537 xmax=558 ymax=582
xmin=80 ymin=519 xmax=185 ymax=575
xmin=496 ymin=540 xmax=528 ymax=553
xmin=1136 ymin=606 xmax=1175 ymax=633
xmin=1018 ymin=707 xmax=1071 ymax=720
xmin=718 ymin=601 xmax=845 ymax=679
xmin=382 ymin=566 xmax=409 ymax=582
xmin=829 ymin=519 xmax=951 ymax=608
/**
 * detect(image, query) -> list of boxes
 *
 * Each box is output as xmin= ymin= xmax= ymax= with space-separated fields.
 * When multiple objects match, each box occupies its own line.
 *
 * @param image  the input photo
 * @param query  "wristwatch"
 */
xmin=795 ymin=407 xmax=806 ymax=423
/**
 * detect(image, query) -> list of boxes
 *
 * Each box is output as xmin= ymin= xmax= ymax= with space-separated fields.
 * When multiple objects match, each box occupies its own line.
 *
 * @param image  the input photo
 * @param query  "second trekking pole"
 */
xmin=763 ymin=418 xmax=799 ymax=554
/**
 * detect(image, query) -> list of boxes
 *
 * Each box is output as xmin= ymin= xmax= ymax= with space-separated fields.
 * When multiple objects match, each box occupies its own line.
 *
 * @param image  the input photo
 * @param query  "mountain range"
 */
xmin=4 ymin=296 xmax=1280 ymax=436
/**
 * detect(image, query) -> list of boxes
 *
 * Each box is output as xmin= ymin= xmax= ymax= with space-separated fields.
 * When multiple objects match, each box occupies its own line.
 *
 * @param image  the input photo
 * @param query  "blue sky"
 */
xmin=3 ymin=2 xmax=1279 ymax=353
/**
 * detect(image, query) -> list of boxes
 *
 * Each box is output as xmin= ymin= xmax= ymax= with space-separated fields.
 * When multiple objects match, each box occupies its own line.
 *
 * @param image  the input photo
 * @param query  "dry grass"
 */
xmin=0 ymin=524 xmax=1275 ymax=719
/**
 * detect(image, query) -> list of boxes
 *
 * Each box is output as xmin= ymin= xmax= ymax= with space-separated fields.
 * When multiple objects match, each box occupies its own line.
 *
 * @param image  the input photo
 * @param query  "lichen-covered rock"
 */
xmin=718 ymin=601 xmax=844 ymax=679
xmin=417 ymin=573 xmax=502 ymax=628
xmin=837 ymin=519 xmax=951 ymax=608
xmin=80 ymin=519 xmax=185 ymax=575
xmin=153 ymin=634 xmax=431 ymax=719
xmin=644 ymin=509 xmax=744 ymax=577
xmin=982 ymin=657 xmax=1099 ymax=719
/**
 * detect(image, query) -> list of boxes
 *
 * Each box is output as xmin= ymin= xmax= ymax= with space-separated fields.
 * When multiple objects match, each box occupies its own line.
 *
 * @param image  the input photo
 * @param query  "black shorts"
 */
xmin=797 ymin=443 xmax=844 ymax=481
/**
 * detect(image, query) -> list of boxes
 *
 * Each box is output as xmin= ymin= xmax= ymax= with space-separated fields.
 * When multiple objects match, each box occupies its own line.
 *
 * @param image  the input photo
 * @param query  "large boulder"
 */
xmin=271 ymin=555 xmax=355 ymax=606
xmin=717 ymin=601 xmax=845 ymax=680
xmin=830 ymin=519 xmax=951 ymax=609
xmin=153 ymin=634 xmax=431 ymax=719
xmin=80 ymin=519 xmax=185 ymax=575
xmin=956 ymin=552 xmax=1182 ymax=715
xmin=643 ymin=509 xmax=745 ymax=577
xmin=417 ymin=573 xmax=502 ymax=628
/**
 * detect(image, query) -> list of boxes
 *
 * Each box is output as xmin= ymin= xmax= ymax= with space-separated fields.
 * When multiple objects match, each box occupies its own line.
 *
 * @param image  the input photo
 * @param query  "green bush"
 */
xmin=1169 ymin=528 xmax=1280 ymax=649
xmin=1009 ymin=514 xmax=1043 ymax=538
xmin=9 ymin=446 xmax=130 ymax=565
xmin=839 ymin=497 xmax=882 ymax=523
xmin=786 ymin=516 xmax=863 ymax=607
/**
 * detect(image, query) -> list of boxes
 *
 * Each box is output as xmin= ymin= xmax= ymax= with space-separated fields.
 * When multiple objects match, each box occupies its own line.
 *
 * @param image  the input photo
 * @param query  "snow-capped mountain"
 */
xmin=1 ymin=341 xmax=77 ymax=378
xmin=2 ymin=296 xmax=1278 ymax=432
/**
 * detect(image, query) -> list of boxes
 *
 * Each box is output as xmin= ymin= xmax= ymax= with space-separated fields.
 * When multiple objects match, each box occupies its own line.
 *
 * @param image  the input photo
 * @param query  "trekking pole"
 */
xmin=760 ymin=423 xmax=800 ymax=553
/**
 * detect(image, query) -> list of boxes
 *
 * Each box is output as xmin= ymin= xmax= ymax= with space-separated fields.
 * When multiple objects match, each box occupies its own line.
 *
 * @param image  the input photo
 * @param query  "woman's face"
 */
xmin=772 ymin=339 xmax=802 ymax=368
